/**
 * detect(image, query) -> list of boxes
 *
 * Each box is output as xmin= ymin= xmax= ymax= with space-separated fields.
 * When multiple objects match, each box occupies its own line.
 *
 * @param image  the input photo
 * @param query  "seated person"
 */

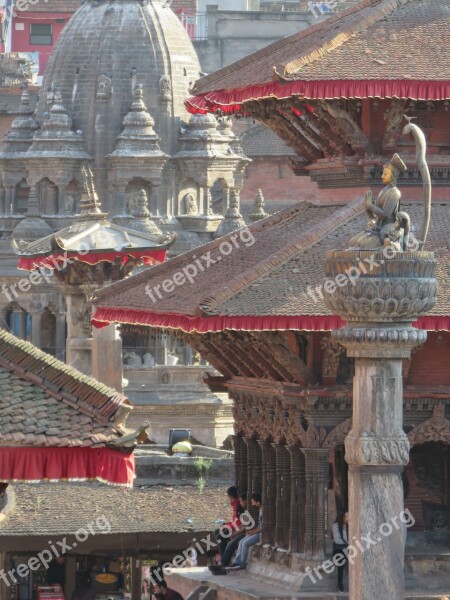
xmin=153 ymin=580 xmax=184 ymax=600
xmin=215 ymin=486 xmax=241 ymax=559
xmin=231 ymin=493 xmax=262 ymax=569
xmin=219 ymin=493 xmax=250 ymax=567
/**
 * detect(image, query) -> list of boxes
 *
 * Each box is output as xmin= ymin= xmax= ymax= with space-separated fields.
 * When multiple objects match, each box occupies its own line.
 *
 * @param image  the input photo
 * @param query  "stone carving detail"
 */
xmin=302 ymin=425 xmax=327 ymax=449
xmin=323 ymin=418 xmax=353 ymax=449
xmin=408 ymin=403 xmax=450 ymax=447
xmin=161 ymin=371 xmax=171 ymax=384
xmin=96 ymin=73 xmax=112 ymax=100
xmin=383 ymin=99 xmax=408 ymax=148
xmin=183 ymin=193 xmax=197 ymax=215
xmin=65 ymin=194 xmax=74 ymax=214
xmin=324 ymin=253 xmax=437 ymax=323
xmin=334 ymin=327 xmax=428 ymax=348
xmin=345 ymin=431 xmax=410 ymax=466
xmin=159 ymin=75 xmax=172 ymax=102
xmin=321 ymin=334 xmax=344 ymax=378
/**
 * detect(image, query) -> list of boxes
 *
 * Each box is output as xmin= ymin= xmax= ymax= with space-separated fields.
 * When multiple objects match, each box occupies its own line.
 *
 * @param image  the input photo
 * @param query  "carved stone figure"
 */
xmin=96 ymin=73 xmax=112 ymax=100
xmin=143 ymin=353 xmax=155 ymax=368
xmin=123 ymin=352 xmax=142 ymax=368
xmin=159 ymin=75 xmax=171 ymax=102
xmin=65 ymin=194 xmax=74 ymax=214
xmin=183 ymin=193 xmax=197 ymax=215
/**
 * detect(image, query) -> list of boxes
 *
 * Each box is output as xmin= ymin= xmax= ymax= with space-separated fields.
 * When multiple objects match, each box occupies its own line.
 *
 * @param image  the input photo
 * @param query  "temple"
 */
xmin=92 ymin=0 xmax=449 ymax=595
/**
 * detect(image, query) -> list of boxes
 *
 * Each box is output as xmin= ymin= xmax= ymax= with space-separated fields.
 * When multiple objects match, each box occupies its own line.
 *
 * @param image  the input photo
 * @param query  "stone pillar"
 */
xmin=288 ymin=444 xmax=306 ymax=553
xmin=13 ymin=307 xmax=27 ymax=339
xmin=302 ymin=448 xmax=330 ymax=558
xmin=92 ymin=321 xmax=123 ymax=392
xmin=55 ymin=311 xmax=67 ymax=361
xmin=30 ymin=310 xmax=42 ymax=347
xmin=0 ymin=187 xmax=5 ymax=215
xmin=324 ymin=250 xmax=437 ymax=600
xmin=65 ymin=292 xmax=92 ymax=375
xmin=4 ymin=185 xmax=13 ymax=215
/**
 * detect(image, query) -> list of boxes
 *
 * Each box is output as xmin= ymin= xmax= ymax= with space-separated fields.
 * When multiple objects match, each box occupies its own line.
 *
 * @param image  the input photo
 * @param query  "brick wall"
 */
xmin=242 ymin=158 xmax=450 ymax=208
xmin=171 ymin=0 xmax=197 ymax=15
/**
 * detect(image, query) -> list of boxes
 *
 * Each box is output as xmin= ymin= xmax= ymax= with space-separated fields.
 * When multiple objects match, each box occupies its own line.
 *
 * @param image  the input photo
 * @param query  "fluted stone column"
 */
xmin=324 ymin=250 xmax=437 ymax=600
xmin=302 ymin=448 xmax=330 ymax=558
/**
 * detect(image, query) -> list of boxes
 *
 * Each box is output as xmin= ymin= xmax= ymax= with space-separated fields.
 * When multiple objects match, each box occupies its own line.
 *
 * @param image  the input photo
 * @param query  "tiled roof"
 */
xmin=19 ymin=0 xmax=80 ymax=13
xmin=192 ymin=0 xmax=449 ymax=95
xmin=93 ymin=199 xmax=450 ymax=320
xmin=0 ymin=329 xmax=131 ymax=447
xmin=241 ymin=125 xmax=296 ymax=158
xmin=0 ymin=482 xmax=228 ymax=536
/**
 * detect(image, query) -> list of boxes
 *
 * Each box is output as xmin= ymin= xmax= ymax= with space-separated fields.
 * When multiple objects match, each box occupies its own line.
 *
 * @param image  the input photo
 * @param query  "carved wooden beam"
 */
xmin=250 ymin=332 xmax=296 ymax=382
xmin=318 ymin=100 xmax=369 ymax=154
xmin=292 ymin=99 xmax=354 ymax=156
xmin=223 ymin=331 xmax=266 ymax=378
xmin=243 ymin=332 xmax=288 ymax=381
xmin=245 ymin=100 xmax=321 ymax=162
xmin=178 ymin=332 xmax=236 ymax=378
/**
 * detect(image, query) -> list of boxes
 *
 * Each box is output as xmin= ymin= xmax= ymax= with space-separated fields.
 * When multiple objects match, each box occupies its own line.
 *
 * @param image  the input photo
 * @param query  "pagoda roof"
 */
xmin=92 ymin=200 xmax=450 ymax=333
xmin=0 ymin=328 xmax=131 ymax=448
xmin=187 ymin=0 xmax=450 ymax=114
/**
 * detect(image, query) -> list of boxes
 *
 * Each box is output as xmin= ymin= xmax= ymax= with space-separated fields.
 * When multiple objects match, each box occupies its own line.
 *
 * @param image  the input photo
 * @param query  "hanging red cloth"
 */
xmin=0 ymin=446 xmax=135 ymax=487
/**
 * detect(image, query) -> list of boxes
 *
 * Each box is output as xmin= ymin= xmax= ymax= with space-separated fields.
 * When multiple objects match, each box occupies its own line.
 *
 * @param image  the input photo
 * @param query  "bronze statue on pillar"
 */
xmin=324 ymin=120 xmax=437 ymax=599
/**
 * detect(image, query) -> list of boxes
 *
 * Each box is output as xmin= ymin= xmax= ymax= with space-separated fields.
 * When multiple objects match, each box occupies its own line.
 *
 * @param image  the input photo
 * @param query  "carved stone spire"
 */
xmin=12 ymin=186 xmax=53 ymax=243
xmin=28 ymin=90 xmax=90 ymax=159
xmin=3 ymin=86 xmax=39 ymax=153
xmin=214 ymin=188 xmax=246 ymax=238
xmin=127 ymin=189 xmax=164 ymax=239
xmin=249 ymin=189 xmax=269 ymax=222
xmin=110 ymin=84 xmax=166 ymax=158
xmin=77 ymin=166 xmax=106 ymax=219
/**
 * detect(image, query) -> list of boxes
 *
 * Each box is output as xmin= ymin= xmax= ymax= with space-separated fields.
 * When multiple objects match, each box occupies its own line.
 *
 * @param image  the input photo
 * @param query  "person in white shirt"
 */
xmin=332 ymin=511 xmax=349 ymax=593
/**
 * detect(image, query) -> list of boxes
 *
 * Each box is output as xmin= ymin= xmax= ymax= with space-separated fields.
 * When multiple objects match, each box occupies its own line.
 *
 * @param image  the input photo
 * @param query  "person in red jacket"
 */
xmin=215 ymin=486 xmax=241 ymax=560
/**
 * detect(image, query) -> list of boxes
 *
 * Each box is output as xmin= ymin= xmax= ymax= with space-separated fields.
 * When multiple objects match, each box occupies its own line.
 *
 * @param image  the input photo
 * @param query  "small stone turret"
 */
xmin=12 ymin=186 xmax=53 ymax=243
xmin=128 ymin=189 xmax=164 ymax=240
xmin=3 ymin=87 xmax=39 ymax=154
xmin=214 ymin=189 xmax=246 ymax=238
xmin=249 ymin=189 xmax=269 ymax=222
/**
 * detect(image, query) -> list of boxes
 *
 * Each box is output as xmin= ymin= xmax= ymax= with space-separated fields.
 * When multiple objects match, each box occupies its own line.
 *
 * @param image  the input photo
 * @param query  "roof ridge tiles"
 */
xmin=199 ymin=196 xmax=365 ymax=315
xmin=192 ymin=0 xmax=385 ymax=94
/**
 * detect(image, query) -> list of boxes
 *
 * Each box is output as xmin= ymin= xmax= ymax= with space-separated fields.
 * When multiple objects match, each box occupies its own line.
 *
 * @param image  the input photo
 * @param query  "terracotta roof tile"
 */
xmin=20 ymin=0 xmax=80 ymax=13
xmin=93 ymin=199 xmax=450 ymax=321
xmin=0 ymin=329 xmax=131 ymax=447
xmin=192 ymin=0 xmax=449 ymax=95
xmin=241 ymin=125 xmax=296 ymax=157
xmin=0 ymin=482 xmax=229 ymax=536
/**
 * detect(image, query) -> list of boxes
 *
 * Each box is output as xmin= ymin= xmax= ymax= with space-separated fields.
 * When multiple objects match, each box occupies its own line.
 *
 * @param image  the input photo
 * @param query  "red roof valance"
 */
xmin=186 ymin=79 xmax=450 ymax=115
xmin=0 ymin=446 xmax=135 ymax=487
xmin=92 ymin=307 xmax=450 ymax=334
xmin=17 ymin=250 xmax=167 ymax=272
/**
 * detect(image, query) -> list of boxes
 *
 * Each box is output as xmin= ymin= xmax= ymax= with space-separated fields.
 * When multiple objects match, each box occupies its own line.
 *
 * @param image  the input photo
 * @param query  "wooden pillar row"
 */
xmin=274 ymin=444 xmax=291 ymax=550
xmin=261 ymin=441 xmax=276 ymax=546
xmin=234 ymin=435 xmax=248 ymax=496
xmin=288 ymin=445 xmax=306 ymax=554
xmin=302 ymin=448 xmax=330 ymax=559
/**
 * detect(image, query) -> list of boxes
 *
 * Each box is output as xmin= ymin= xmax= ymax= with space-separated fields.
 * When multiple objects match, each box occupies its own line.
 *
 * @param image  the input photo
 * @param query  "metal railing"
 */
xmin=181 ymin=12 xmax=208 ymax=41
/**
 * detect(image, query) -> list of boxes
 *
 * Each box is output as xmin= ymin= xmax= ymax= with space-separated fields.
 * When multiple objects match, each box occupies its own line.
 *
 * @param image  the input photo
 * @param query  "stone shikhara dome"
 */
xmin=1 ymin=0 xmax=247 ymax=250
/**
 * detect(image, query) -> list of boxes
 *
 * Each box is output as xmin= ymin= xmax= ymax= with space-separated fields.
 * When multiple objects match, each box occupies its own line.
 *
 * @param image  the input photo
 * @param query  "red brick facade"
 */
xmin=170 ymin=0 xmax=197 ymax=15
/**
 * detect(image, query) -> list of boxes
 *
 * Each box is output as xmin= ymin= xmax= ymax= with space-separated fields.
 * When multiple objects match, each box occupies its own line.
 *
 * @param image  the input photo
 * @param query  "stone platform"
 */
xmin=166 ymin=553 xmax=450 ymax=600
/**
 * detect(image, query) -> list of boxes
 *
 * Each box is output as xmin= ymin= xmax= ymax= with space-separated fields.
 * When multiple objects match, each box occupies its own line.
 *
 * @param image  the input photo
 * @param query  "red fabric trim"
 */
xmin=92 ymin=307 xmax=450 ymax=333
xmin=17 ymin=250 xmax=167 ymax=272
xmin=0 ymin=446 xmax=135 ymax=487
xmin=186 ymin=80 xmax=450 ymax=114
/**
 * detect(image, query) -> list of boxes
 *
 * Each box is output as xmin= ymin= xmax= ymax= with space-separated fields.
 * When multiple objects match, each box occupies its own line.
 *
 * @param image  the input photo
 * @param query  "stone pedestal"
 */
xmin=324 ymin=250 xmax=437 ymax=600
